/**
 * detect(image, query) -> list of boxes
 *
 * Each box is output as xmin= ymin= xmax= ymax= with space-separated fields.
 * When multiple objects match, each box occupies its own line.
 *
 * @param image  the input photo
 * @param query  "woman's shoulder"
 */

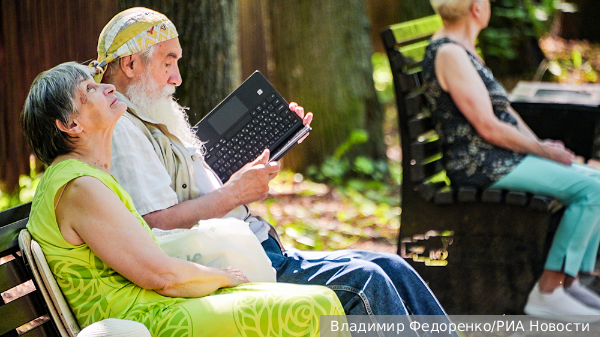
xmin=431 ymin=38 xmax=468 ymax=57
xmin=51 ymin=159 xmax=112 ymax=181
xmin=432 ymin=42 xmax=471 ymax=70
xmin=41 ymin=159 xmax=122 ymax=201
xmin=428 ymin=37 xmax=458 ymax=51
xmin=425 ymin=37 xmax=469 ymax=67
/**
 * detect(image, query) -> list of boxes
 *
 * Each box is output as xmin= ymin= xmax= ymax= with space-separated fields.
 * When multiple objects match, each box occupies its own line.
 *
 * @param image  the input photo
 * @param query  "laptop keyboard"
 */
xmin=203 ymin=91 xmax=302 ymax=182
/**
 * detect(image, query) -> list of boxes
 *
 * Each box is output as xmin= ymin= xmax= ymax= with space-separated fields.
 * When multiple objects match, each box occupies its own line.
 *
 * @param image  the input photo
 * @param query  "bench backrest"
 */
xmin=381 ymin=16 xmax=559 ymax=210
xmin=1 ymin=202 xmax=153 ymax=337
xmin=380 ymin=15 xmax=450 ymax=202
xmin=0 ymin=202 xmax=60 ymax=337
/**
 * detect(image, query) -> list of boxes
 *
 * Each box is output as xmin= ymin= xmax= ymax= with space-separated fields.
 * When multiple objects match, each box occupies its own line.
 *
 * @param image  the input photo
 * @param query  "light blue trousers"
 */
xmin=492 ymin=155 xmax=600 ymax=276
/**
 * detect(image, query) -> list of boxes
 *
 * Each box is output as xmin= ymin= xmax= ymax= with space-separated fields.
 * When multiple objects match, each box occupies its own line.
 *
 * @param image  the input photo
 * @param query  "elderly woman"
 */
xmin=21 ymin=62 xmax=345 ymax=336
xmin=424 ymin=0 xmax=600 ymax=319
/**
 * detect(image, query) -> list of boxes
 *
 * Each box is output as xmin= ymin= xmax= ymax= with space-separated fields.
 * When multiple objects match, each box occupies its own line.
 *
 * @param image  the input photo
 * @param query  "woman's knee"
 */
xmin=572 ymin=178 xmax=600 ymax=205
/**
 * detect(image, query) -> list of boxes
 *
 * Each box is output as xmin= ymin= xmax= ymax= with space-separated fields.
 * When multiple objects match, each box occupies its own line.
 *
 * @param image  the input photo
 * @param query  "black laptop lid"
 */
xmin=195 ymin=71 xmax=310 ymax=182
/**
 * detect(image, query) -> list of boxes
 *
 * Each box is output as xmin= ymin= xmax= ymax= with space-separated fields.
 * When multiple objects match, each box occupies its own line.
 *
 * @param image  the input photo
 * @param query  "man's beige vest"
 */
xmin=122 ymin=110 xmax=201 ymax=203
xmin=121 ymin=109 xmax=285 ymax=250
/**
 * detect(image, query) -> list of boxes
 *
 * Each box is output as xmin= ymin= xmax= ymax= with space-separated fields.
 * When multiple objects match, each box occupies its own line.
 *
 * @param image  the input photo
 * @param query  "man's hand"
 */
xmin=223 ymin=149 xmax=280 ymax=206
xmin=289 ymin=102 xmax=312 ymax=143
xmin=219 ymin=103 xmax=309 ymax=208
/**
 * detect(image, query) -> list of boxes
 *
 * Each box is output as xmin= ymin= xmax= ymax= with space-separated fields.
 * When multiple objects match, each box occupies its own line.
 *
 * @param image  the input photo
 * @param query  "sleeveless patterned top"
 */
xmin=422 ymin=37 xmax=525 ymax=187
xmin=27 ymin=159 xmax=345 ymax=336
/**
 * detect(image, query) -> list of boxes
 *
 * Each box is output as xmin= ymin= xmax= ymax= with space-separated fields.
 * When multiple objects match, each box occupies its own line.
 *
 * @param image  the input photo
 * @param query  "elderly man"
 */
xmin=95 ymin=7 xmax=448 ymax=319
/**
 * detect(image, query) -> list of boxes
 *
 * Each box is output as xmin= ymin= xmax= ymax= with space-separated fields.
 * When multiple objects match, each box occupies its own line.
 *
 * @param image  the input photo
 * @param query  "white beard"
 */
xmin=125 ymin=72 xmax=202 ymax=149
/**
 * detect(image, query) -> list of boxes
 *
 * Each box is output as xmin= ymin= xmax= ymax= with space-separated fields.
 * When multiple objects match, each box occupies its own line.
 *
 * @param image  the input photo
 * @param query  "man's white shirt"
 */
xmin=111 ymin=94 xmax=270 ymax=242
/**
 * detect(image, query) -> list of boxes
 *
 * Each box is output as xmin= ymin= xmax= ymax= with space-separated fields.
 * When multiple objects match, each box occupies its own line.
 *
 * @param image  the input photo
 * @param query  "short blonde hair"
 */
xmin=430 ymin=0 xmax=477 ymax=23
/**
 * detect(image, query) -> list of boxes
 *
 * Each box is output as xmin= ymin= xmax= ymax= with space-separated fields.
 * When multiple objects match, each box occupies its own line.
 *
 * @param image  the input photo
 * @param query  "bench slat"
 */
xmin=387 ymin=15 xmax=443 ymax=47
xmin=434 ymin=187 xmax=454 ymax=204
xmin=0 ymin=202 xmax=31 ymax=228
xmin=410 ymin=140 xmax=441 ymax=163
xmin=408 ymin=114 xmax=434 ymax=139
xmin=410 ymin=159 xmax=444 ymax=182
xmin=398 ymin=40 xmax=431 ymax=68
xmin=405 ymin=93 xmax=427 ymax=118
xmin=396 ymin=72 xmax=420 ymax=92
xmin=20 ymin=323 xmax=57 ymax=337
xmin=530 ymin=195 xmax=561 ymax=212
xmin=0 ymin=253 xmax=30 ymax=294
xmin=0 ymin=291 xmax=48 ymax=335
xmin=414 ymin=181 xmax=446 ymax=202
xmin=481 ymin=189 xmax=504 ymax=203
xmin=457 ymin=187 xmax=478 ymax=202
xmin=506 ymin=191 xmax=529 ymax=206
xmin=0 ymin=219 xmax=29 ymax=253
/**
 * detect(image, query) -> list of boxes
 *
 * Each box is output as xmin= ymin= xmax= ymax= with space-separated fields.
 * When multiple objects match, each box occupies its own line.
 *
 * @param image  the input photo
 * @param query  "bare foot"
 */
xmin=539 ymin=270 xmax=567 ymax=293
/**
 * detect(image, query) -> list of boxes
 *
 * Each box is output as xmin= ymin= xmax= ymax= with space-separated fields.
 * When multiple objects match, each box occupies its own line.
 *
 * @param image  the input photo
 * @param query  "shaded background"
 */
xmin=1 ymin=0 xmax=594 ymax=194
xmin=1 ymin=0 xmax=410 ymax=193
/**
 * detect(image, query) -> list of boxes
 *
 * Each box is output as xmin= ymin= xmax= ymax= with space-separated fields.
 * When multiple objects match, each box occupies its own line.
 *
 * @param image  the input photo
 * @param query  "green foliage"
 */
xmin=0 ymin=171 xmax=42 ymax=212
xmin=372 ymin=53 xmax=395 ymax=106
xmin=306 ymin=129 xmax=390 ymax=186
xmin=540 ymin=37 xmax=600 ymax=83
xmin=480 ymin=0 xmax=557 ymax=61
xmin=372 ymin=53 xmax=402 ymax=188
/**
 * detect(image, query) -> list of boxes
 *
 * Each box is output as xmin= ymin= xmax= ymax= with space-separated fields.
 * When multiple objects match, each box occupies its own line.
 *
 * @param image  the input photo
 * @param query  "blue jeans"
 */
xmin=261 ymin=236 xmax=447 ymax=318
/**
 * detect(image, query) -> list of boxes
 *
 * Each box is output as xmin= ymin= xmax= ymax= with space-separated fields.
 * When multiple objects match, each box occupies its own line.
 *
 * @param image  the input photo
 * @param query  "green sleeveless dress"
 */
xmin=27 ymin=159 xmax=345 ymax=337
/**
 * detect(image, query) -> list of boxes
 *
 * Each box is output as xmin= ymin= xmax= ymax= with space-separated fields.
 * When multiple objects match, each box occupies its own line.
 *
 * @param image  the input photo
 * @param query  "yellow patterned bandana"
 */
xmin=91 ymin=7 xmax=178 ymax=82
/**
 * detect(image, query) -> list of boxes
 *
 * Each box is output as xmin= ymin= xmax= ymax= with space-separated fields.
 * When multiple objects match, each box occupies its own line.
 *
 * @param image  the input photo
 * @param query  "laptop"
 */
xmin=195 ymin=71 xmax=311 ymax=183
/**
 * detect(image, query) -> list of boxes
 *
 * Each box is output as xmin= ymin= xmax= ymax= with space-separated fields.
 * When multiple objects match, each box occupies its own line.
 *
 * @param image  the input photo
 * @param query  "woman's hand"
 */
xmin=540 ymin=139 xmax=575 ymax=166
xmin=56 ymin=176 xmax=248 ymax=298
xmin=222 ymin=267 xmax=250 ymax=286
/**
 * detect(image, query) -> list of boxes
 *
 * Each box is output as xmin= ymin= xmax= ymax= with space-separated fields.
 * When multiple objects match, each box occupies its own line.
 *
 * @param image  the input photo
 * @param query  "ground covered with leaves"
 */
xmin=250 ymin=171 xmax=400 ymax=253
xmin=250 ymin=99 xmax=402 ymax=254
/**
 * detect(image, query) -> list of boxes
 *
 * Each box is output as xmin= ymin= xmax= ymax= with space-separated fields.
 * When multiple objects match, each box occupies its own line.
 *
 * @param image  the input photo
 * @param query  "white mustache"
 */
xmin=164 ymin=85 xmax=176 ymax=98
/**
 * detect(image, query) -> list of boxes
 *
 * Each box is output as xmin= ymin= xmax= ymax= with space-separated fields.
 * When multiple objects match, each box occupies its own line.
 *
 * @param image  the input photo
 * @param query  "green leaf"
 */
xmin=354 ymin=156 xmax=375 ymax=175
xmin=573 ymin=49 xmax=583 ymax=69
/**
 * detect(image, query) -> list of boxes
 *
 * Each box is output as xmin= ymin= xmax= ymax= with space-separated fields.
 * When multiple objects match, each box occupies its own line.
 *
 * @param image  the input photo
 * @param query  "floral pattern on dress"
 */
xmin=422 ymin=38 xmax=525 ymax=187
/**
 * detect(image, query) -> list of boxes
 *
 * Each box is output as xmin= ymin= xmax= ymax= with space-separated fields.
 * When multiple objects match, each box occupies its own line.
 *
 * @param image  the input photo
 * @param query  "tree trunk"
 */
xmin=118 ymin=0 xmax=239 ymax=125
xmin=367 ymin=0 xmax=402 ymax=53
xmin=265 ymin=0 xmax=386 ymax=172
xmin=238 ymin=0 xmax=269 ymax=80
xmin=0 ymin=0 xmax=117 ymax=193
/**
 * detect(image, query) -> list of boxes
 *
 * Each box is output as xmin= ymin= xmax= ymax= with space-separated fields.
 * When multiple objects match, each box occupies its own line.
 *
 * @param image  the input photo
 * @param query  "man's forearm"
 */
xmin=142 ymin=188 xmax=240 ymax=230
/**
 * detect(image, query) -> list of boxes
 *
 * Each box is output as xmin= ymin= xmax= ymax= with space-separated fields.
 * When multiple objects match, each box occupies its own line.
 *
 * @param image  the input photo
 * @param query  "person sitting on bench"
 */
xmin=21 ymin=62 xmax=346 ymax=336
xmin=424 ymin=0 xmax=600 ymax=319
xmin=94 ymin=7 xmax=451 ymax=319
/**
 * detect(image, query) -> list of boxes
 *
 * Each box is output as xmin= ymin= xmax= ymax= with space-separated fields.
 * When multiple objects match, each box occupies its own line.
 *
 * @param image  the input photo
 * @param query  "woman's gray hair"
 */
xmin=430 ymin=0 xmax=477 ymax=23
xmin=22 ymin=62 xmax=94 ymax=165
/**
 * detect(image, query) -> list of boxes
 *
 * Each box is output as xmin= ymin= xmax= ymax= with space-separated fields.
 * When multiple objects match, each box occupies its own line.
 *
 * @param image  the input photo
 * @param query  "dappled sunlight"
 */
xmin=250 ymin=168 xmax=400 ymax=253
xmin=539 ymin=36 xmax=600 ymax=84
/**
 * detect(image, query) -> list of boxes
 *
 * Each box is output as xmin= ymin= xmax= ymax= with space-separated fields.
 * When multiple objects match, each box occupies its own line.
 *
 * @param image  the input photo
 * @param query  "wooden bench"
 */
xmin=1 ymin=203 xmax=150 ymax=337
xmin=381 ymin=15 xmax=565 ymax=315
xmin=1 ymin=202 xmax=57 ymax=336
